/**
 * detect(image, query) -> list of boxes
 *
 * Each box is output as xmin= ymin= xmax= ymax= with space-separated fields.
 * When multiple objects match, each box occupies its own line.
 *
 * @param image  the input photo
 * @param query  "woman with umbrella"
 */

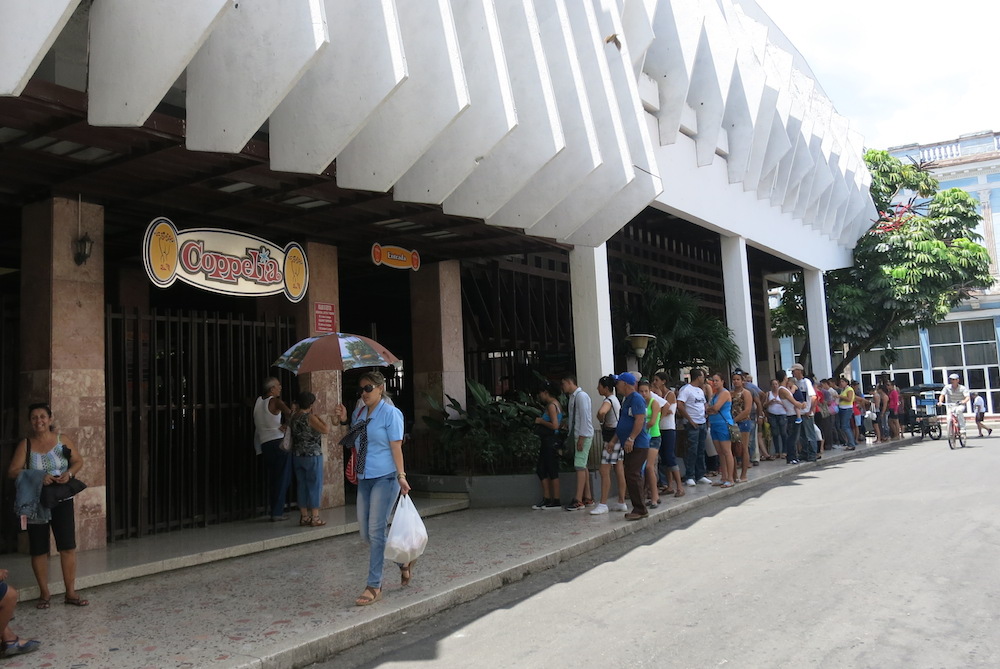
xmin=334 ymin=370 xmax=411 ymax=606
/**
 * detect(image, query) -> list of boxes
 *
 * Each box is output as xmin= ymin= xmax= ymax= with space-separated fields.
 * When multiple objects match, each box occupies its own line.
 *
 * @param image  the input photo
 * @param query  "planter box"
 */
xmin=408 ymin=471 xmax=614 ymax=508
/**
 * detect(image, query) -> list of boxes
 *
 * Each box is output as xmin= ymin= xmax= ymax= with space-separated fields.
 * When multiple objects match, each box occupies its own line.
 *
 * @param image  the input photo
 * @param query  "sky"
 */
xmin=753 ymin=0 xmax=1000 ymax=150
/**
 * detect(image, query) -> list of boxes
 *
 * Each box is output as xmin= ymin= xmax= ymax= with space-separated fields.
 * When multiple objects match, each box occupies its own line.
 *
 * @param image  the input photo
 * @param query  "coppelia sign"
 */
xmin=142 ymin=217 xmax=308 ymax=302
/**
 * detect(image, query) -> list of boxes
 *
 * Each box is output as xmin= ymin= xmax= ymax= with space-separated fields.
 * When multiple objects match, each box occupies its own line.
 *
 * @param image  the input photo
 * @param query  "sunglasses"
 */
xmin=358 ymin=384 xmax=376 ymax=395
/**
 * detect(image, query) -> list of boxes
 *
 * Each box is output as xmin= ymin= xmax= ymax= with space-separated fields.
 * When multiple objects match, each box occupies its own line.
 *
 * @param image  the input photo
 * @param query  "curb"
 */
xmin=256 ymin=436 xmax=921 ymax=668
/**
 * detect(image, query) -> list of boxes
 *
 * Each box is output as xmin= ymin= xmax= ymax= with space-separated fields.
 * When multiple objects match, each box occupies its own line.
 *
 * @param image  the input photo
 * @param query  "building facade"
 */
xmin=0 ymin=0 xmax=873 ymax=552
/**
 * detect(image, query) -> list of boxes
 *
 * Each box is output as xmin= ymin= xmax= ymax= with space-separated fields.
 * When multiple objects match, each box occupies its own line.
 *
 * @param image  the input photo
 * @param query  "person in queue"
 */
xmin=677 ymin=369 xmax=712 ymax=487
xmin=651 ymin=372 xmax=683 ymax=497
xmin=836 ymin=377 xmax=858 ymax=450
xmin=765 ymin=378 xmax=788 ymax=461
xmin=562 ymin=375 xmax=595 ymax=511
xmin=0 ymin=570 xmax=40 ymax=656
xmin=730 ymin=372 xmax=753 ymax=482
xmin=334 ymin=370 xmax=410 ymax=606
xmin=254 ymin=377 xmax=293 ymax=521
xmin=637 ymin=379 xmax=665 ymax=508
xmin=530 ymin=382 xmax=563 ymax=510
xmin=7 ymin=403 xmax=88 ymax=609
xmin=289 ymin=391 xmax=329 ymax=527
xmin=606 ymin=373 xmax=650 ymax=520
xmin=591 ymin=376 xmax=628 ymax=515
xmin=705 ymin=373 xmax=736 ymax=488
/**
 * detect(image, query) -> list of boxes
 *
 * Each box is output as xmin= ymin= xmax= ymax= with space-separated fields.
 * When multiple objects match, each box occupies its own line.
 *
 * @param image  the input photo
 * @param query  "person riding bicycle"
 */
xmin=938 ymin=373 xmax=970 ymax=435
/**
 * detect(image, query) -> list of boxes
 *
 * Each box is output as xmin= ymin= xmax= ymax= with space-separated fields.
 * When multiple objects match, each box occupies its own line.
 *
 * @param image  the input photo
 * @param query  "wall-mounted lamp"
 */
xmin=73 ymin=232 xmax=94 ymax=266
xmin=625 ymin=333 xmax=656 ymax=360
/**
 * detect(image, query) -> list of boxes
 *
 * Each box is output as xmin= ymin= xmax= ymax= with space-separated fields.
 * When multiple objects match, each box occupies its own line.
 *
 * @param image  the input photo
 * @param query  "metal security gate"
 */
xmin=105 ymin=307 xmax=298 ymax=542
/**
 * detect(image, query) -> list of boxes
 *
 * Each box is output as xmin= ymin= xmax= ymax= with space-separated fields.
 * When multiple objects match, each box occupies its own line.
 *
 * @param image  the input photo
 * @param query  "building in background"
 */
xmin=851 ymin=131 xmax=1000 ymax=407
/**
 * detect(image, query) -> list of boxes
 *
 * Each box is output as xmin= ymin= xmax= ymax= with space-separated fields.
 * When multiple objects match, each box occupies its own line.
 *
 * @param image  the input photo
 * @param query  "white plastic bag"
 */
xmin=384 ymin=495 xmax=428 ymax=564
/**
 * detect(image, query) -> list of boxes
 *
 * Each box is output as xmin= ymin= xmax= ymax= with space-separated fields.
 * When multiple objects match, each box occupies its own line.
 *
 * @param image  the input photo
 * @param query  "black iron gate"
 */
xmin=105 ymin=307 xmax=298 ymax=542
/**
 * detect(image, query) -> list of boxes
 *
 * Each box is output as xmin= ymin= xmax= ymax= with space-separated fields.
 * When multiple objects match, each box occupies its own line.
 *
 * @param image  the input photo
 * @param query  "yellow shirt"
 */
xmin=838 ymin=386 xmax=855 ymax=408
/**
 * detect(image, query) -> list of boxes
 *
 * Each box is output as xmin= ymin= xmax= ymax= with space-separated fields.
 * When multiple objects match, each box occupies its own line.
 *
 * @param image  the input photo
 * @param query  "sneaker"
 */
xmin=543 ymin=499 xmax=562 ymax=510
xmin=787 ymin=459 xmax=800 ymax=464
xmin=609 ymin=501 xmax=629 ymax=512
xmin=531 ymin=499 xmax=548 ymax=510
xmin=589 ymin=503 xmax=609 ymax=515
xmin=685 ymin=478 xmax=696 ymax=487
xmin=624 ymin=512 xmax=648 ymax=521
xmin=565 ymin=500 xmax=585 ymax=511
xmin=794 ymin=417 xmax=803 ymax=424
xmin=697 ymin=477 xmax=713 ymax=484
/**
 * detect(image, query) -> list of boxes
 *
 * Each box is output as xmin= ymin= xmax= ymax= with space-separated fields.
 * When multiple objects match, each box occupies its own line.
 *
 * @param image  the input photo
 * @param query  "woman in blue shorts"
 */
xmin=705 ymin=372 xmax=736 ymax=488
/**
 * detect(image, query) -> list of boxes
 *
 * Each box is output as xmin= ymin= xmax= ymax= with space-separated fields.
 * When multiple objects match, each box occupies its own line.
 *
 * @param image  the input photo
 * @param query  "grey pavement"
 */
xmin=318 ymin=436 xmax=1000 ymax=669
xmin=0 ymin=436 xmax=958 ymax=668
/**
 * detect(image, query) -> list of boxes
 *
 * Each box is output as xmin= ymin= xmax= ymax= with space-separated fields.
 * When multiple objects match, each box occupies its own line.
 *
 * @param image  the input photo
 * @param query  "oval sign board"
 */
xmin=142 ymin=217 xmax=308 ymax=302
xmin=371 ymin=243 xmax=420 ymax=271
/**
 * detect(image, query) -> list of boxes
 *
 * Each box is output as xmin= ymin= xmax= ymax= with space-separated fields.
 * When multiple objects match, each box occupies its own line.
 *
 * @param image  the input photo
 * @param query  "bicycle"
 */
xmin=941 ymin=403 xmax=967 ymax=450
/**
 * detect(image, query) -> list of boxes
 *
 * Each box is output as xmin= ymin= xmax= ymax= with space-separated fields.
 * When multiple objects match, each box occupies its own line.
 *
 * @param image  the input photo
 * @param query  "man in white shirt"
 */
xmin=676 ymin=369 xmax=712 ymax=486
xmin=791 ymin=364 xmax=818 ymax=462
xmin=938 ymin=373 xmax=970 ymax=435
xmin=972 ymin=392 xmax=991 ymax=437
xmin=562 ymin=375 xmax=594 ymax=511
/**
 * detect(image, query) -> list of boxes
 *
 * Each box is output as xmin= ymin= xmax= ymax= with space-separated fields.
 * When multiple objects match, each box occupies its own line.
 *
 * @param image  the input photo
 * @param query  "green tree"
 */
xmin=619 ymin=264 xmax=741 ymax=378
xmin=771 ymin=149 xmax=994 ymax=376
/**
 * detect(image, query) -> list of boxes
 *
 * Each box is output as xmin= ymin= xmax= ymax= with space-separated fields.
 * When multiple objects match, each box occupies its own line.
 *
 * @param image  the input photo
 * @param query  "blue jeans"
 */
xmin=293 ymin=455 xmax=323 ymax=509
xmin=838 ymin=408 xmax=857 ymax=446
xmin=357 ymin=473 xmax=401 ymax=588
xmin=684 ymin=423 xmax=708 ymax=480
xmin=261 ymin=438 xmax=292 ymax=518
xmin=767 ymin=414 xmax=787 ymax=457
xmin=749 ymin=420 xmax=758 ymax=461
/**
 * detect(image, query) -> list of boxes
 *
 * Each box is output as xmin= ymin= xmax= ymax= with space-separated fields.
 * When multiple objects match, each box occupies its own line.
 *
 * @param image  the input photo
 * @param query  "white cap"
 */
xmin=949 ymin=373 xmax=960 ymax=380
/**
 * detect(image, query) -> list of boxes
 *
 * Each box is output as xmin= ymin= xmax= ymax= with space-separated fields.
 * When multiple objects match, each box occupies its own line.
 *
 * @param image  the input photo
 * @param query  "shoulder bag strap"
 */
xmin=24 ymin=438 xmax=30 ymax=470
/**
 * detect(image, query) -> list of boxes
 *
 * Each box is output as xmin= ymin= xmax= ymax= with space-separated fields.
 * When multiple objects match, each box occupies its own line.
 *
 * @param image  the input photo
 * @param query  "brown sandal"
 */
xmin=63 ymin=596 xmax=89 ymax=607
xmin=310 ymin=516 xmax=326 ymax=527
xmin=299 ymin=516 xmax=312 ymax=526
xmin=355 ymin=586 xmax=381 ymax=606
xmin=35 ymin=599 xmax=50 ymax=610
xmin=400 ymin=559 xmax=416 ymax=586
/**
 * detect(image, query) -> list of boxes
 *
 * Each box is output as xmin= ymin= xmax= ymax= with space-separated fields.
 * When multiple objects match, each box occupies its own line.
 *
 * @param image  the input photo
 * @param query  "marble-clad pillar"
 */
xmin=20 ymin=197 xmax=107 ymax=551
xmin=410 ymin=261 xmax=465 ymax=427
xmin=260 ymin=242 xmax=343 ymax=508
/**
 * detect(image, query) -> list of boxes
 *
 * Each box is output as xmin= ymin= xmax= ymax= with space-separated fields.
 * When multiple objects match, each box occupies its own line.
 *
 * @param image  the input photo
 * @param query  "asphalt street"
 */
xmin=317 ymin=438 xmax=1000 ymax=669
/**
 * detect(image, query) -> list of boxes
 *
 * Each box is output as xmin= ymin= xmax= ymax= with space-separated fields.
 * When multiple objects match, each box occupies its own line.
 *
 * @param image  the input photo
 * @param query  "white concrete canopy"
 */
xmin=336 ymin=0 xmax=469 ymax=192
xmin=88 ymin=0 xmax=229 ymax=127
xmin=185 ymin=0 xmax=328 ymax=154
xmin=269 ymin=0 xmax=407 ymax=175
xmin=0 ymin=0 xmax=79 ymax=96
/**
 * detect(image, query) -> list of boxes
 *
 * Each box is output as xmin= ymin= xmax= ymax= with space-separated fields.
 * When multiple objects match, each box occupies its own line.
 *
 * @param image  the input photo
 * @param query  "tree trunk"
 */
xmin=831 ymin=314 xmax=899 ymax=377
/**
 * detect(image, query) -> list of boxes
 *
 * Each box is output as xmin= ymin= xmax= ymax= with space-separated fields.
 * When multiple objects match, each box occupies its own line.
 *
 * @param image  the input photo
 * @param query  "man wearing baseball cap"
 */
xmin=607 ymin=372 xmax=650 ymax=520
xmin=790 ymin=364 xmax=818 ymax=462
xmin=938 ymin=373 xmax=970 ymax=435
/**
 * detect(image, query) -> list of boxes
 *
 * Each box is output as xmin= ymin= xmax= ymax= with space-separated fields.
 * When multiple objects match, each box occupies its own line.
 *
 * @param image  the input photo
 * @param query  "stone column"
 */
xmin=720 ymin=236 xmax=758 ymax=379
xmin=20 ymin=197 xmax=107 ymax=551
xmin=569 ymin=245 xmax=615 ymax=413
xmin=977 ymin=189 xmax=997 ymax=276
xmin=259 ymin=242 xmax=343 ymax=508
xmin=803 ymin=268 xmax=833 ymax=379
xmin=410 ymin=260 xmax=465 ymax=427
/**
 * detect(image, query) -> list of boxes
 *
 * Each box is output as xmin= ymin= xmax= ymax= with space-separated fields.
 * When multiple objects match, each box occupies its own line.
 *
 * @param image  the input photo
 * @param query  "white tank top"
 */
xmin=659 ymin=398 xmax=676 ymax=431
xmin=254 ymin=396 xmax=283 ymax=442
xmin=767 ymin=390 xmax=787 ymax=416
xmin=779 ymin=387 xmax=797 ymax=415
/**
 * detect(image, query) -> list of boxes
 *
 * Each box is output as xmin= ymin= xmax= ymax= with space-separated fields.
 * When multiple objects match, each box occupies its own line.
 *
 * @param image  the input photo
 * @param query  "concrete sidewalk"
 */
xmin=1 ymin=437 xmax=921 ymax=669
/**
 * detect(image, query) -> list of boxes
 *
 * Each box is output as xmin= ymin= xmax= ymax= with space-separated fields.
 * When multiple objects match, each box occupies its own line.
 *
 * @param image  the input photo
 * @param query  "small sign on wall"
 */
xmin=371 ymin=243 xmax=420 ymax=271
xmin=314 ymin=302 xmax=336 ymax=334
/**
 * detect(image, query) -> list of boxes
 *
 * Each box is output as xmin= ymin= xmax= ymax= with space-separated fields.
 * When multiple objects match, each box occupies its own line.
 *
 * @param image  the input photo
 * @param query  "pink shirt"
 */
xmin=888 ymin=389 xmax=900 ymax=411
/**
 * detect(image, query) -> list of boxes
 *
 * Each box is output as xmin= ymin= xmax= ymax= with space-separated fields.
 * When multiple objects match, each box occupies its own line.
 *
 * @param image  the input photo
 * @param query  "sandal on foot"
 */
xmin=35 ymin=599 xmax=50 ymax=610
xmin=355 ymin=586 xmax=381 ymax=606
xmin=299 ymin=517 xmax=312 ymax=526
xmin=1 ymin=637 xmax=40 ymax=657
xmin=63 ymin=596 xmax=89 ymax=607
xmin=673 ymin=490 xmax=686 ymax=498
xmin=400 ymin=559 xmax=416 ymax=586
xmin=310 ymin=516 xmax=326 ymax=527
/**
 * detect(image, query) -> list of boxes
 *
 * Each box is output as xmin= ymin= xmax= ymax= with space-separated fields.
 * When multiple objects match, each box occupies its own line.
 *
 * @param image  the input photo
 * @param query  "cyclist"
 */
xmin=938 ymin=373 xmax=970 ymax=436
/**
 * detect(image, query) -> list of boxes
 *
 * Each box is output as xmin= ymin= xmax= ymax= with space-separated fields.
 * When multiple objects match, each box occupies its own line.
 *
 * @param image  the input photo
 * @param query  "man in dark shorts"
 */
xmin=608 ymin=373 xmax=650 ymax=520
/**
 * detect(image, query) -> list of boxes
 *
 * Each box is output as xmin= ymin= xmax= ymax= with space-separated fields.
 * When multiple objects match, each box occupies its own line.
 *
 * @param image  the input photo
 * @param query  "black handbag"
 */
xmin=26 ymin=439 xmax=87 ymax=508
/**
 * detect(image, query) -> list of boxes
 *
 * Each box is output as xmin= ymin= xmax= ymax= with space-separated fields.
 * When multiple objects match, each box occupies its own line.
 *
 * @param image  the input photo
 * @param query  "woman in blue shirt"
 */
xmin=334 ymin=370 xmax=410 ymax=606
